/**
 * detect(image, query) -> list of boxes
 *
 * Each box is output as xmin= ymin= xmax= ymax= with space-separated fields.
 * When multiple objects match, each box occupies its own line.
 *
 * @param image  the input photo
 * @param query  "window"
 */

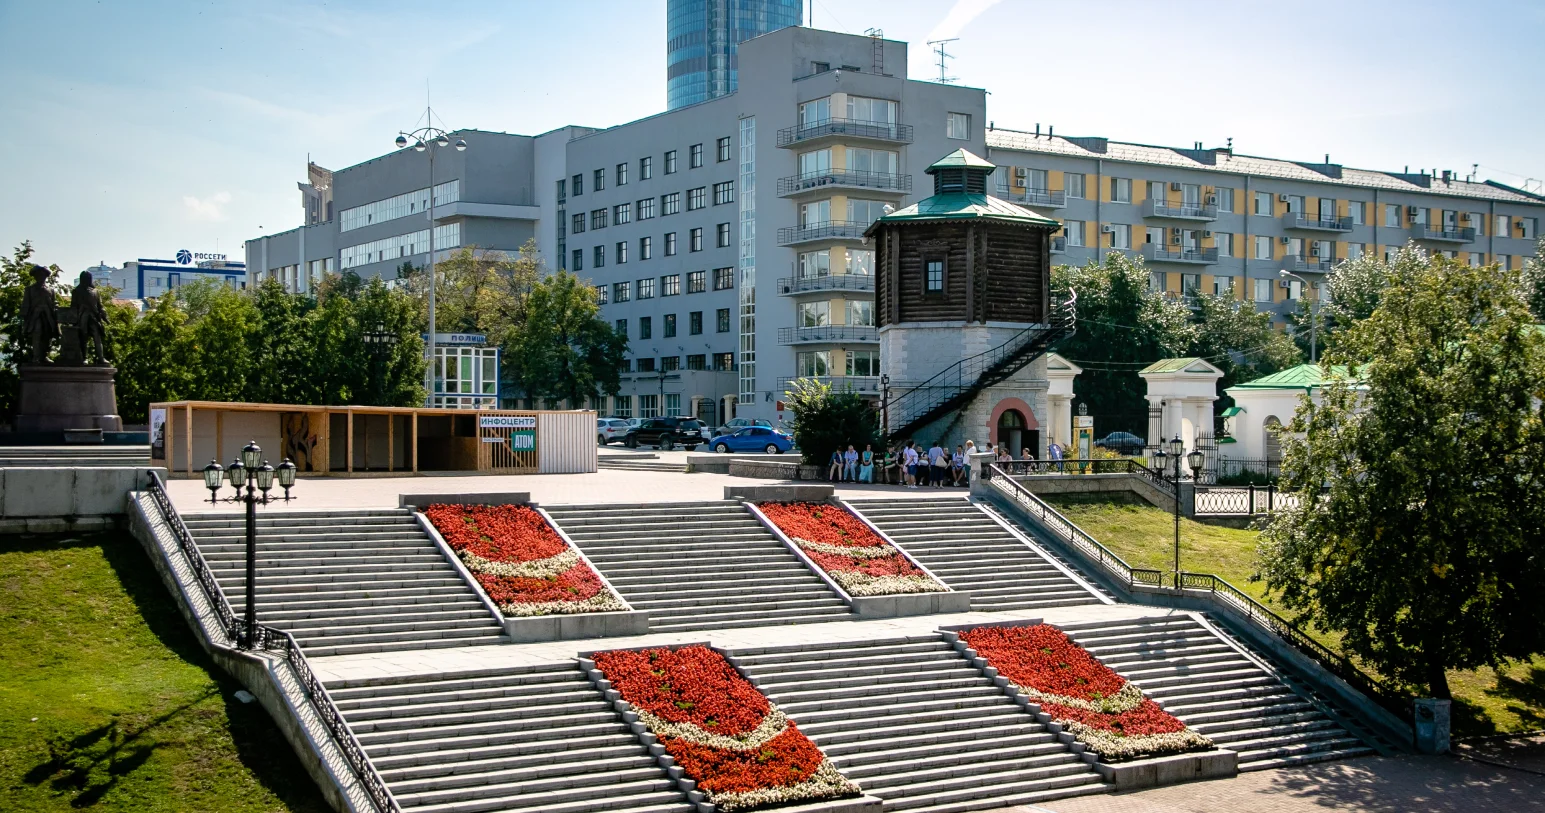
xmin=946 ymin=112 xmax=970 ymax=140
xmin=1108 ymin=224 xmax=1131 ymax=249
xmin=664 ymin=313 xmax=677 ymax=337
xmin=848 ymin=95 xmax=897 ymax=124
xmin=688 ymin=187 xmax=706 ymax=210
xmin=797 ymin=301 xmax=830 ymax=326
xmin=1214 ymin=232 xmax=1233 ymax=257
xmin=594 ymin=168 xmax=605 ymax=191
xmin=665 ymin=232 xmax=677 ymax=256
xmin=714 ymin=351 xmax=735 ymax=371
xmin=571 ymin=212 xmax=586 ymax=234
xmin=640 ymin=156 xmax=652 ymax=180
xmin=1148 ymin=271 xmax=1165 ymax=293
xmin=798 ymin=250 xmax=830 ymax=279
xmin=687 ymin=354 xmax=706 ymax=370
xmin=616 ymin=241 xmax=628 ymax=264
xmin=1061 ymin=221 xmax=1085 ymax=247
xmin=613 ymin=203 xmax=631 ymax=225
xmin=1385 ymin=204 xmax=1401 ymax=227
xmin=638 ymin=278 xmax=655 ymax=299
xmin=1311 ymin=239 xmax=1331 ymax=259
xmin=796 ymin=351 xmax=831 ymax=377
xmin=1215 ymin=187 xmax=1235 ymax=213
xmin=556 ymin=178 xmax=566 ymax=200
xmin=572 ymin=249 xmax=583 ymax=271
xmin=593 ymin=245 xmax=605 ymax=267
xmin=596 ymin=284 xmax=608 ymax=304
xmin=662 ymin=274 xmax=680 ymax=296
xmin=616 ymin=162 xmax=628 ymax=186
xmin=1497 ymin=254 xmax=1510 ymax=269
xmin=1412 ymin=207 xmax=1427 ymax=226
xmin=690 ymin=228 xmax=703 ymax=252
xmin=847 ymin=248 xmax=874 ymax=275
xmin=591 ymin=208 xmax=608 ymax=229
xmin=1349 ymin=201 xmax=1365 ymax=225
xmin=846 ymin=349 xmax=879 ymax=377
xmin=613 ymin=281 xmax=631 ymax=302
xmin=1145 ymin=227 xmax=1164 ymax=246
xmin=1284 ymin=195 xmax=1304 ymax=214
xmin=713 ymin=267 xmax=733 ymax=290
xmin=925 ymin=259 xmax=945 ymax=292
xmin=847 ymin=198 xmax=888 ymax=224
xmin=1109 ymin=177 xmax=1132 ymax=203
xmin=1065 ymin=173 xmax=1086 ymax=199
xmin=1146 ymin=180 xmax=1166 ymax=202
xmin=799 ymin=148 xmax=831 ymax=176
xmin=640 ymin=236 xmax=653 ymax=260
xmin=716 ymin=223 xmax=731 ymax=247
xmin=713 ymin=181 xmax=734 ymax=205
xmin=639 ymin=316 xmax=652 ymax=339
xmin=1346 ymin=242 xmax=1364 ymax=260
xmin=847 ymin=300 xmax=874 ymax=326
xmin=1384 ymin=246 xmax=1399 ymax=263
xmin=1521 ymin=218 xmax=1537 ymax=239
xmin=1255 ymin=192 xmax=1274 ymax=216
xmin=810 ymin=61 xmax=829 ymax=75
xmin=690 ymin=143 xmax=703 ymax=168
xmin=687 ymin=270 xmax=706 ymax=293
xmin=845 ymin=147 xmax=898 ymax=174
xmin=1212 ymin=275 xmax=1234 ymax=297
xmin=1495 ymin=215 xmax=1510 ymax=236
xmin=662 ymin=192 xmax=680 ymax=215
xmin=800 ymin=199 xmax=830 ymax=226
xmin=1466 ymin=212 xmax=1485 ymax=234
xmin=1181 ymin=273 xmax=1201 ymax=295
xmin=1253 ymin=235 xmax=1273 ymax=260
xmin=637 ymin=360 xmax=655 ymax=377
xmin=716 ymin=136 xmax=731 ymax=162
xmin=572 ymin=173 xmax=583 ymax=195
xmin=664 ymin=150 xmax=677 ymax=174
xmin=799 ymin=97 xmax=830 ymax=127
xmin=663 ymin=390 xmax=680 ymax=413
xmin=716 ymin=307 xmax=731 ymax=332
xmin=638 ymin=197 xmax=655 ymax=220
xmin=613 ymin=394 xmax=632 ymax=417
xmin=689 ymin=311 xmax=703 ymax=334
xmin=1253 ymin=278 xmax=1272 ymax=302
xmin=1468 ymin=252 xmax=1483 ymax=267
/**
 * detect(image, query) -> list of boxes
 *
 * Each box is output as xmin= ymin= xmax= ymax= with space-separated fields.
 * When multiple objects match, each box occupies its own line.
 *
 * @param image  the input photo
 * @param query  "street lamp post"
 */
xmin=1280 ymin=269 xmax=1318 ymax=362
xmin=362 ymin=322 xmax=400 ymax=404
xmin=1153 ymin=434 xmax=1206 ymax=592
xmin=394 ymin=114 xmax=466 ymax=405
xmin=202 ymin=442 xmax=297 ymax=649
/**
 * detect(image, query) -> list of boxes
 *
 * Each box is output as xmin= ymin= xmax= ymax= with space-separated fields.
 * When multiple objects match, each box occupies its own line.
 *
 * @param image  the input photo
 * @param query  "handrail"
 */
xmin=144 ymin=472 xmax=401 ymax=813
xmin=992 ymin=457 xmax=1175 ymax=498
xmin=986 ymin=465 xmax=1411 ymax=724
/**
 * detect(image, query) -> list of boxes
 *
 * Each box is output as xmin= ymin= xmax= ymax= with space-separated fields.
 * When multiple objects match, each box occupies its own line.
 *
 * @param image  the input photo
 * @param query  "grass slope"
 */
xmin=1042 ymin=493 xmax=1545 ymax=738
xmin=0 ymin=531 xmax=330 ymax=812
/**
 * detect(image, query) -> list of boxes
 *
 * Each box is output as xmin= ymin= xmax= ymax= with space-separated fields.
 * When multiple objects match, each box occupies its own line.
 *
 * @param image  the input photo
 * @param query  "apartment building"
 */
xmin=985 ymin=130 xmax=1543 ymax=319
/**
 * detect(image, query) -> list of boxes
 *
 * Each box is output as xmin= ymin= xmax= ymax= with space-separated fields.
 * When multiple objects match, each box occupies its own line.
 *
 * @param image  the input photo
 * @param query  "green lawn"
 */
xmin=1042 ymin=492 xmax=1545 ymax=738
xmin=0 ymin=531 xmax=329 ymax=812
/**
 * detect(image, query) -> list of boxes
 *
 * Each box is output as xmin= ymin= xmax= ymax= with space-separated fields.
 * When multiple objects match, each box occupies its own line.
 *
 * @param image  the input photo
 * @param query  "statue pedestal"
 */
xmin=15 ymin=364 xmax=122 ymax=432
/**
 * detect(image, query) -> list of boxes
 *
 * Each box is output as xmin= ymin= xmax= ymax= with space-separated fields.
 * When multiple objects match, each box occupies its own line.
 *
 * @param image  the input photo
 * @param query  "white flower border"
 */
xmin=999 ymin=678 xmax=1213 ymax=761
xmin=830 ymin=571 xmax=945 ymax=596
xmin=444 ymin=513 xmax=628 ymax=616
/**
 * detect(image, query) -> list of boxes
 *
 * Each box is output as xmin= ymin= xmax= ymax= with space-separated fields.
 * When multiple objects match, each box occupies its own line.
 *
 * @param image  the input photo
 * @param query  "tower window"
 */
xmin=925 ymin=259 xmax=945 ymax=292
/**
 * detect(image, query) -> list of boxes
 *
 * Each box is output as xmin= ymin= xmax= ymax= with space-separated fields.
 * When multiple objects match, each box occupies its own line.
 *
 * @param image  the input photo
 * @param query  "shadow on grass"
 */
xmin=1494 ymin=666 xmax=1545 ymax=731
xmin=24 ymin=692 xmax=213 ymax=807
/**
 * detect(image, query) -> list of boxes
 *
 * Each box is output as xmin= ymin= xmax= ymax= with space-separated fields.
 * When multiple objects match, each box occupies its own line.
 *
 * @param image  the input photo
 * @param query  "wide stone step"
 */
xmin=388 ymin=754 xmax=660 ymax=796
xmin=618 ymin=575 xmax=827 ymax=598
xmin=296 ymin=628 xmax=506 ymax=657
xmin=814 ymin=719 xmax=1050 ymax=755
xmin=360 ymin=719 xmax=633 ymax=757
xmin=274 ymin=614 xmax=501 ymax=639
xmin=394 ymin=773 xmax=680 ymax=813
xmin=352 ymin=706 xmax=619 ymax=741
xmin=228 ymin=585 xmax=473 ymax=608
xmin=336 ymin=681 xmax=596 ymax=713
xmin=369 ymin=733 xmax=640 ymax=771
xmin=330 ymin=673 xmax=586 ymax=703
xmin=732 ymin=640 xmax=947 ymax=666
xmin=257 ymin=599 xmax=489 ymax=623
xmin=345 ymin=691 xmax=604 ymax=725
xmin=647 ymin=610 xmax=850 ymax=633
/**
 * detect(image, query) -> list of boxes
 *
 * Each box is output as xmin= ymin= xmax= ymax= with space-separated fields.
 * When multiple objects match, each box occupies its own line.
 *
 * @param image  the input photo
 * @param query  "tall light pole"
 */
xmin=395 ymin=114 xmax=466 ymax=405
xmin=1280 ymin=269 xmax=1318 ymax=362
xmin=1153 ymin=434 xmax=1205 ymax=592
xmin=202 ymin=443 xmax=297 ymax=649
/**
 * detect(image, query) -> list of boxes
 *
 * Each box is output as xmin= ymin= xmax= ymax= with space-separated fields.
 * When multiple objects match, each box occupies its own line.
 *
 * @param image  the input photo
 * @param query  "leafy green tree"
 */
xmin=1287 ymin=244 xmax=1426 ymax=356
xmin=1522 ymin=237 xmax=1545 ymax=321
xmin=186 ymin=283 xmax=259 ymax=402
xmin=1191 ymin=293 xmax=1302 ymax=410
xmin=506 ymin=270 xmax=626 ymax=407
xmin=246 ymin=279 xmax=317 ymax=405
xmin=785 ymin=378 xmax=882 ymax=466
xmin=351 ymin=275 xmax=427 ymax=406
xmin=114 ymin=293 xmax=195 ymax=424
xmin=405 ymin=244 xmax=538 ymax=345
xmin=1257 ymin=255 xmax=1545 ymax=699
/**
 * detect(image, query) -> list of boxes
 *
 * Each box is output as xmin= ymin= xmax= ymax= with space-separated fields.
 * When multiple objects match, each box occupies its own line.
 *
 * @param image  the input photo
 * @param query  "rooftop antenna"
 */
xmin=927 ymin=38 xmax=958 ymax=84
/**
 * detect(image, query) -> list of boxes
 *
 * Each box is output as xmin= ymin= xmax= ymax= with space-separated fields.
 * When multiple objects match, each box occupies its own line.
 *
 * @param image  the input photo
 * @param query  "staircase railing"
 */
xmin=992 ymin=457 xmax=1175 ymax=498
xmin=986 ymin=464 xmax=1412 ymax=724
xmin=144 ymin=471 xmax=401 ymax=813
xmin=885 ymin=290 xmax=1077 ymax=439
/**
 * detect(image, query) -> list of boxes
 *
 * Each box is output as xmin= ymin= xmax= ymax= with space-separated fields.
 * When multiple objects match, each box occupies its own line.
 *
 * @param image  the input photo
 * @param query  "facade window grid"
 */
xmin=640 ymin=236 xmax=653 ymax=260
xmin=638 ymin=277 xmax=655 ymax=299
xmin=716 ymin=222 xmax=731 ymax=247
xmin=571 ymin=213 xmax=586 ymax=234
xmin=593 ymin=245 xmax=605 ymax=267
xmin=596 ymin=285 xmax=608 ymax=304
xmin=662 ymin=192 xmax=680 ymax=215
xmin=340 ymin=223 xmax=460 ymax=269
xmin=714 ymin=351 xmax=734 ymax=371
xmin=665 ymin=232 xmax=677 ymax=256
xmin=638 ymin=358 xmax=656 ymax=374
xmin=689 ymin=311 xmax=703 ymax=334
xmin=616 ymin=241 xmax=628 ymax=264
xmin=615 ymin=319 xmax=627 ymax=338
xmin=665 ymin=150 xmax=677 ymax=174
xmin=713 ymin=181 xmax=734 ymax=205
xmin=690 ymin=228 xmax=703 ymax=252
xmin=664 ymin=314 xmax=677 ymax=338
xmin=613 ymin=281 xmax=631 ymax=302
xmin=713 ymin=267 xmax=733 ymax=290
xmin=572 ymin=249 xmax=583 ymax=271
xmin=613 ymin=394 xmax=632 ymax=416
xmin=593 ymin=169 xmax=605 ymax=191
xmin=640 ymin=156 xmax=652 ymax=180
xmin=690 ymin=143 xmax=703 ymax=168
xmin=638 ymin=197 xmax=656 ymax=219
xmin=717 ymin=137 xmax=731 ymax=162
xmin=639 ymin=316 xmax=652 ymax=339
xmin=687 ymin=353 xmax=706 ymax=370
xmin=591 ymin=208 xmax=607 ymax=229
xmin=662 ymin=356 xmax=680 ymax=372
xmin=716 ymin=308 xmax=731 ymax=332
xmin=687 ymin=270 xmax=706 ymax=293
xmin=688 ymin=187 xmax=706 ymax=210
xmin=339 ymin=180 xmax=459 ymax=233
xmin=614 ymin=203 xmax=632 ymax=225
xmin=616 ymin=162 xmax=628 ymax=185
xmin=572 ymin=174 xmax=583 ymax=195
xmin=662 ymin=274 xmax=681 ymax=296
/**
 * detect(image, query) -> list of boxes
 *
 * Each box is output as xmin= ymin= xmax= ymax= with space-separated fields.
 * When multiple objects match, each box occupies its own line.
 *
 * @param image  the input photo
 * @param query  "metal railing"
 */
xmin=778 ymin=274 xmax=875 ymax=295
xmin=776 ymin=325 xmax=879 ymax=344
xmin=1283 ymin=213 xmax=1354 ymax=232
xmin=777 ymin=220 xmax=870 ymax=245
xmin=144 ymin=472 xmax=401 ymax=813
xmin=777 ymin=170 xmax=911 ymax=196
xmin=991 ymin=457 xmax=1176 ymax=499
xmin=1412 ymin=225 xmax=1475 ymax=243
xmin=776 ymin=375 xmax=880 ymax=393
xmin=997 ymin=187 xmax=1067 ymax=208
xmin=776 ymin=118 xmax=914 ymax=147
xmin=1143 ymin=200 xmax=1219 ymax=220
xmin=1142 ymin=244 xmax=1219 ymax=264
xmin=989 ymin=465 xmax=1164 ymax=588
xmin=1194 ymin=485 xmax=1303 ymax=515
xmin=1288 ymin=256 xmax=1335 ymax=273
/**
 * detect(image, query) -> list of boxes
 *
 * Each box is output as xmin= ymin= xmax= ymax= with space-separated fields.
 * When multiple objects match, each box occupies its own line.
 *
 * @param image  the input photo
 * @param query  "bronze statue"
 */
xmin=72 ymin=270 xmax=112 ymax=364
xmin=21 ymin=265 xmax=59 ymax=364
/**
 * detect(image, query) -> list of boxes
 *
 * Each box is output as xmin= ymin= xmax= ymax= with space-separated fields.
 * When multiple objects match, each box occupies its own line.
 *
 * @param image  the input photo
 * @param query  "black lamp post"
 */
xmin=201 ymin=441 xmax=298 ymax=649
xmin=362 ymin=322 xmax=399 ymax=404
xmin=1153 ymin=434 xmax=1206 ymax=591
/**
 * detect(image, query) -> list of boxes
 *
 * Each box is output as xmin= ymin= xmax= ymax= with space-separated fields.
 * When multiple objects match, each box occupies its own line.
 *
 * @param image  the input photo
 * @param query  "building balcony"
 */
xmin=777 ymin=118 xmax=914 ymax=148
xmin=777 ymin=220 xmax=869 ymax=246
xmin=996 ymin=187 xmax=1067 ymax=209
xmin=778 ymin=274 xmax=875 ymax=296
xmin=777 ymin=375 xmax=880 ymax=394
xmin=1142 ymin=244 xmax=1219 ymax=265
xmin=777 ymin=170 xmax=911 ymax=198
xmin=1282 ymin=212 xmax=1354 ymax=233
xmin=1412 ymin=225 xmax=1475 ymax=243
xmin=1285 ymin=256 xmax=1334 ymax=273
xmin=1142 ymin=200 xmax=1218 ymax=221
xmin=1049 ymin=236 xmax=1067 ymax=254
xmin=777 ymin=325 xmax=879 ymax=345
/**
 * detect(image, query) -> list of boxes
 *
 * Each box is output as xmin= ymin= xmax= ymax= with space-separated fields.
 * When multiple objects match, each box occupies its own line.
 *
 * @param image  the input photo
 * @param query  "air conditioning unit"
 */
xmin=1201 ymin=230 xmax=1213 ymax=238
xmin=1012 ymin=167 xmax=1027 ymax=183
xmin=1280 ymin=279 xmax=1293 ymax=288
xmin=1170 ymin=182 xmax=1183 ymax=192
xmin=1408 ymin=205 xmax=1421 ymax=217
xmin=1309 ymin=245 xmax=1321 ymax=256
xmin=1279 ymin=193 xmax=1291 ymax=202
xmin=1280 ymin=236 xmax=1292 ymax=244
xmin=1206 ymin=194 xmax=1218 ymax=205
xmin=1101 ymin=225 xmax=1115 ymax=233
xmin=1170 ymin=227 xmax=1182 ymax=237
xmin=1170 ymin=234 xmax=1181 ymax=245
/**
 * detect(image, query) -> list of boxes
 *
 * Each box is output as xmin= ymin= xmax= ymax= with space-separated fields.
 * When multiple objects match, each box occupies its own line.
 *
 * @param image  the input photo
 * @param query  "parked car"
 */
xmin=623 ymin=417 xmax=711 ymax=450
xmin=709 ymin=426 xmax=793 ymax=455
xmin=1095 ymin=431 xmax=1147 ymax=456
xmin=597 ymin=418 xmax=632 ymax=445
xmin=715 ymin=417 xmax=772 ymax=437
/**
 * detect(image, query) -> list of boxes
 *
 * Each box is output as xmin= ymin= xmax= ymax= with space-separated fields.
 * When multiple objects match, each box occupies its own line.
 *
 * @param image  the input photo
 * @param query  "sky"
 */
xmin=2 ymin=0 xmax=1543 ymax=273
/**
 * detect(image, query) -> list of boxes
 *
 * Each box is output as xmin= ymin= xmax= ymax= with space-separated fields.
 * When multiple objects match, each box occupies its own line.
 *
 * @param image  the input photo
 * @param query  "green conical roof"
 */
xmin=925 ymin=148 xmax=997 ymax=173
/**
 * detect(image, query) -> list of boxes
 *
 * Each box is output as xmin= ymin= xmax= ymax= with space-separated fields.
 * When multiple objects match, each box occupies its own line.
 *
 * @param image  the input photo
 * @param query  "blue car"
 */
xmin=709 ymin=426 xmax=793 ymax=454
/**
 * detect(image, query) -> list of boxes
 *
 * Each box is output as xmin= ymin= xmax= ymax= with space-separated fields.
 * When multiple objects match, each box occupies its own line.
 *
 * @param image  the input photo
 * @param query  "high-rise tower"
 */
xmin=666 ymin=0 xmax=803 ymax=110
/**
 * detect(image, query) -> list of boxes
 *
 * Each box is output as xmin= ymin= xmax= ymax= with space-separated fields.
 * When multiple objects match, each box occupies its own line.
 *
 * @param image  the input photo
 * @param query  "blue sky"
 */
xmin=2 ymin=0 xmax=1542 ymax=273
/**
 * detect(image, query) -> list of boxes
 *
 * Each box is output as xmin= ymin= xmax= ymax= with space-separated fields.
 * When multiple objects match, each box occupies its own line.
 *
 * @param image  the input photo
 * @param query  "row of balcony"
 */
xmin=776 ymin=170 xmax=911 ymax=197
xmin=777 ymin=220 xmax=870 ymax=246
xmin=777 ymin=274 xmax=875 ymax=295
xmin=776 ymin=118 xmax=914 ymax=148
xmin=776 ymin=325 xmax=878 ymax=345
xmin=776 ymin=375 xmax=881 ymax=394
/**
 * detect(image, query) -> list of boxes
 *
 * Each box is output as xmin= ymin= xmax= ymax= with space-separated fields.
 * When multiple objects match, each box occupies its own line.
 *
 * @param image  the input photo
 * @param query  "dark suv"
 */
xmin=623 ymin=418 xmax=710 ymax=451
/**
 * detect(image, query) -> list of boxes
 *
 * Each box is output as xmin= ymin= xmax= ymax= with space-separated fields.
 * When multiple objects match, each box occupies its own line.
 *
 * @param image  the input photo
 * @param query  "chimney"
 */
xmin=1048 ymin=125 xmax=1053 ymax=139
xmin=1034 ymin=123 xmax=1040 ymax=138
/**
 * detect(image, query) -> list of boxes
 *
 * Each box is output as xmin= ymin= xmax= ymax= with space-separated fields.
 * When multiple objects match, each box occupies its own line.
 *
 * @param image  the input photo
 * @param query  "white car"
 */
xmin=597 ymin=418 xmax=633 ymax=445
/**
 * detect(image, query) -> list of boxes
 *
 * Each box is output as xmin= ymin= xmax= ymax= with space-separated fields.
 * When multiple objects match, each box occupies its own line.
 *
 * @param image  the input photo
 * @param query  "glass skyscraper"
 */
xmin=666 ymin=0 xmax=803 ymax=110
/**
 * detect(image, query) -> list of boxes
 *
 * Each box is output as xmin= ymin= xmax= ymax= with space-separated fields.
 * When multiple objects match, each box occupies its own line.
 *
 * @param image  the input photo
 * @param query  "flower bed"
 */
xmin=958 ymin=624 xmax=1213 ymax=762
xmin=593 ymin=645 xmax=859 ymax=812
xmin=425 ymin=503 xmax=627 ymax=617
xmin=757 ymin=501 xmax=945 ymax=596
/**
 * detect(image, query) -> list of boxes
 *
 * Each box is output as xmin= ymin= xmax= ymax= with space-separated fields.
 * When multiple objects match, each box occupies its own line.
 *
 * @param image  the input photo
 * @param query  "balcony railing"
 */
xmin=777 ymin=375 xmax=881 ymax=394
xmin=1287 ymin=256 xmax=1334 ymax=273
xmin=1412 ymin=225 xmax=1475 ymax=243
xmin=1142 ymin=200 xmax=1218 ymax=220
xmin=777 ymin=325 xmax=879 ymax=344
xmin=778 ymin=274 xmax=876 ymax=295
xmin=1049 ymin=236 xmax=1067 ymax=254
xmin=777 ymin=118 xmax=914 ymax=148
xmin=997 ymin=187 xmax=1067 ymax=208
xmin=777 ymin=220 xmax=869 ymax=246
xmin=1282 ymin=212 xmax=1354 ymax=232
xmin=777 ymin=170 xmax=911 ymax=197
xmin=1142 ymin=244 xmax=1219 ymax=264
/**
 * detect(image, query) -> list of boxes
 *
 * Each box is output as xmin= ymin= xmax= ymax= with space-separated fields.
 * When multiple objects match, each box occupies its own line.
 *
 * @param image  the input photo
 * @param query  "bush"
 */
xmin=784 ymin=378 xmax=882 ymax=466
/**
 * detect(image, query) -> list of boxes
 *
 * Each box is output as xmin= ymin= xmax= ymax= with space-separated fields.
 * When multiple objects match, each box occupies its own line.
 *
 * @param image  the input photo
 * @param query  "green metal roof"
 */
xmin=926 ymin=148 xmax=997 ymax=173
xmin=1137 ymin=357 xmax=1220 ymax=375
xmin=1220 ymin=406 xmax=1244 ymax=418
xmin=874 ymin=193 xmax=1061 ymax=227
xmin=1227 ymin=363 xmax=1359 ymax=393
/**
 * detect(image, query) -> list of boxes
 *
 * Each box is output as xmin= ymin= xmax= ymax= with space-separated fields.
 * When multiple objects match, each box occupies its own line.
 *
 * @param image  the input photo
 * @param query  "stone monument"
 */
xmin=15 ymin=266 xmax=123 ymax=434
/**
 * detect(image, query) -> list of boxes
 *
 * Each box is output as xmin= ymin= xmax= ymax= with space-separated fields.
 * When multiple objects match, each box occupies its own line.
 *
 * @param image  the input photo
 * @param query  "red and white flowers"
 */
xmin=593 ymin=645 xmax=859 ymax=812
xmin=958 ymin=624 xmax=1212 ymax=762
xmin=758 ymin=501 xmax=945 ymax=596
xmin=425 ymin=503 xmax=627 ymax=617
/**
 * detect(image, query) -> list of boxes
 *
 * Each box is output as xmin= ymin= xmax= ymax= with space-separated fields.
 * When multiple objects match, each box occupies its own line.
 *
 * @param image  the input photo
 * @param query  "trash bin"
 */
xmin=1413 ymin=698 xmax=1450 ymax=754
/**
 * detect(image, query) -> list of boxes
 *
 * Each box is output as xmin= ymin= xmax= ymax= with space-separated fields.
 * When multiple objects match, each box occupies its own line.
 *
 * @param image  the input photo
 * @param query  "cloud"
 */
xmin=184 ymin=191 xmax=232 ymax=222
xmin=926 ymin=0 xmax=1006 ymax=42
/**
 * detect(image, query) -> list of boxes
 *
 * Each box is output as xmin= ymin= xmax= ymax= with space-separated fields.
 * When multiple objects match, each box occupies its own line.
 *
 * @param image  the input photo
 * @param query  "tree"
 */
xmin=246 ymin=279 xmax=317 ymax=405
xmin=1522 ymin=237 xmax=1545 ymax=321
xmin=506 ymin=270 xmax=626 ymax=407
xmin=406 ymin=244 xmax=538 ymax=346
xmin=0 ymin=242 xmax=68 ymax=419
xmin=185 ymin=282 xmax=259 ymax=402
xmin=785 ymin=378 xmax=882 ymax=466
xmin=1257 ymin=255 xmax=1545 ymax=699
xmin=1190 ymin=293 xmax=1302 ymax=411
xmin=1287 ymin=243 xmax=1426 ymax=356
xmin=114 ymin=293 xmax=195 ymax=424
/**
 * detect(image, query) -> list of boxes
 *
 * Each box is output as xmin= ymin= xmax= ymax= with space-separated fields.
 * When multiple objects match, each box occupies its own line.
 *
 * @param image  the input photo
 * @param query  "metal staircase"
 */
xmin=885 ymin=291 xmax=1076 ymax=440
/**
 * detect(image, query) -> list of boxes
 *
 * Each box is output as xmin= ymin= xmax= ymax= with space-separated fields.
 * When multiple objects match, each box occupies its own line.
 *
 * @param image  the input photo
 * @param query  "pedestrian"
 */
xmin=903 ymin=441 xmax=920 ymax=488
xmin=928 ymin=441 xmax=947 ymax=487
xmin=828 ymin=448 xmax=843 ymax=482
xmin=859 ymin=444 xmax=875 ymax=483
xmin=951 ymin=445 xmax=967 ymax=486
xmin=882 ymin=445 xmax=898 ymax=485
xmin=963 ymin=439 xmax=977 ymax=484
xmin=996 ymin=445 xmax=1012 ymax=464
xmin=843 ymin=444 xmax=859 ymax=481
xmin=1020 ymin=445 xmax=1036 ymax=472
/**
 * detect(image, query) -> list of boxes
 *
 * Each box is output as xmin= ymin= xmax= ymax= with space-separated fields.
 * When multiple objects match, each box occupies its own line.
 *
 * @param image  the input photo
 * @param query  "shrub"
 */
xmin=784 ymin=378 xmax=882 ymax=466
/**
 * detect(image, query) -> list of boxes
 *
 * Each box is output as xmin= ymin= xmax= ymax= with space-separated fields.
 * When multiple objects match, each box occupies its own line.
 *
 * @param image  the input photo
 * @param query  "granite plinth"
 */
xmin=15 ymin=364 xmax=122 ymax=432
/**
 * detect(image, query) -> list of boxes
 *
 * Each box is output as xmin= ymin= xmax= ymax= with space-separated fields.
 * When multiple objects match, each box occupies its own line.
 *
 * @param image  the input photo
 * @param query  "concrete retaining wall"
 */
xmin=399 ymin=492 xmax=530 ymax=509
xmin=0 ymin=465 xmax=166 ymax=533
xmin=1012 ymin=472 xmax=1178 ymax=513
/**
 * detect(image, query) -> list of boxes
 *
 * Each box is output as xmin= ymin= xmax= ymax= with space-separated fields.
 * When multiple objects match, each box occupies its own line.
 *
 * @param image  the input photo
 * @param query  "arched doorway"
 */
xmin=1263 ymin=415 xmax=1282 ymax=475
xmin=996 ymin=410 xmax=1039 ymax=459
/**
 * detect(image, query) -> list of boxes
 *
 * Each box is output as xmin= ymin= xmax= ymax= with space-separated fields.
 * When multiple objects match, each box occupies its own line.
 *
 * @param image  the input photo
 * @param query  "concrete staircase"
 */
xmin=183 ymin=508 xmax=505 ymax=657
xmin=726 ymin=636 xmax=1108 ymax=812
xmin=544 ymin=501 xmax=851 ymax=633
xmin=597 ymin=457 xmax=687 ymax=473
xmin=845 ymin=497 xmax=1104 ymax=611
xmin=1057 ymin=615 xmax=1376 ymax=771
xmin=0 ymin=445 xmax=148 ymax=467
xmin=325 ymin=663 xmax=693 ymax=813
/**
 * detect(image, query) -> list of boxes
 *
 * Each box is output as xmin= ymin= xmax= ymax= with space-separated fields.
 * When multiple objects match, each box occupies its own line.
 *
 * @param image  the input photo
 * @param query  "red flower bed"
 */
xmin=958 ymin=624 xmax=1211 ymax=761
xmin=592 ymin=645 xmax=858 ymax=811
xmin=757 ymin=502 xmax=944 ymax=596
xmin=425 ymin=503 xmax=567 ymax=561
